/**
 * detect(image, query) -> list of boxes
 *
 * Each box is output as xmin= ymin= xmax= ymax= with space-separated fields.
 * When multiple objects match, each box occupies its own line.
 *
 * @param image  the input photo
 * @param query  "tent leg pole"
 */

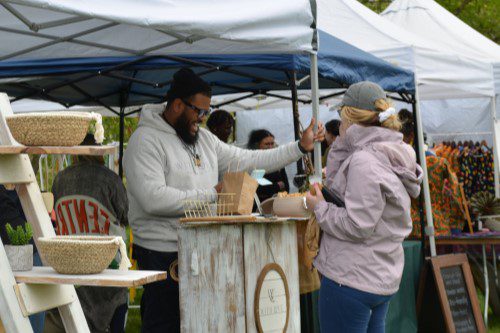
xmin=309 ymin=53 xmax=322 ymax=181
xmin=414 ymin=79 xmax=436 ymax=257
xmin=290 ymin=71 xmax=304 ymax=175
xmin=412 ymin=98 xmax=426 ymax=258
xmin=119 ymin=108 xmax=125 ymax=178
xmin=491 ymin=96 xmax=499 ymax=198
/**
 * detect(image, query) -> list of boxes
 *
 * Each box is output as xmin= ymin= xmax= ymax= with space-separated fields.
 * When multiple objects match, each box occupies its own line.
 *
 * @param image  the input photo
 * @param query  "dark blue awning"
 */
xmin=0 ymin=30 xmax=414 ymax=107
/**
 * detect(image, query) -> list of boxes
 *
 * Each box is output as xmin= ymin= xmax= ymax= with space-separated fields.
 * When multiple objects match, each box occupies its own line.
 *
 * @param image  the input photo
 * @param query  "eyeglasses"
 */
xmin=182 ymin=99 xmax=211 ymax=119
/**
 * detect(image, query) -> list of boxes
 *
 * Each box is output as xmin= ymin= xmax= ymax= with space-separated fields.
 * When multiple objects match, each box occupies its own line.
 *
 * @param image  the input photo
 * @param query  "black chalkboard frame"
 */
xmin=430 ymin=253 xmax=485 ymax=333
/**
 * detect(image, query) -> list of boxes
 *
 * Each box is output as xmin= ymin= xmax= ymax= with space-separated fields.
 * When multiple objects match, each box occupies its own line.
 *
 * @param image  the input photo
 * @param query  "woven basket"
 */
xmin=6 ymin=112 xmax=92 ymax=146
xmin=38 ymin=236 xmax=119 ymax=274
xmin=485 ymin=218 xmax=500 ymax=232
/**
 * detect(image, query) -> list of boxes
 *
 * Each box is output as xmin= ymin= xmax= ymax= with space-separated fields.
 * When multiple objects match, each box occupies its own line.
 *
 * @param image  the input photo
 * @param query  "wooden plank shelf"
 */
xmin=180 ymin=216 xmax=308 ymax=227
xmin=0 ymin=145 xmax=117 ymax=156
xmin=14 ymin=267 xmax=166 ymax=287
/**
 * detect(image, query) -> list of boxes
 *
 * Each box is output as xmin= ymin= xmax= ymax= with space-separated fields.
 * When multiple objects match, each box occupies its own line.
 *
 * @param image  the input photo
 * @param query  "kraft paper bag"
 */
xmin=297 ymin=218 xmax=321 ymax=294
xmin=221 ymin=171 xmax=258 ymax=215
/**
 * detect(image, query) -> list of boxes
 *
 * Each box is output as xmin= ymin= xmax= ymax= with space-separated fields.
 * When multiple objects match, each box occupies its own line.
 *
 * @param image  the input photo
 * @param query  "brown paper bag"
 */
xmin=221 ymin=171 xmax=258 ymax=215
xmin=297 ymin=219 xmax=321 ymax=294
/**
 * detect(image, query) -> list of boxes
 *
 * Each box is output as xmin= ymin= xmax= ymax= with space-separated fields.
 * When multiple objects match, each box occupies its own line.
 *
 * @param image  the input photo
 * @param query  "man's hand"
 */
xmin=305 ymin=183 xmax=325 ymax=212
xmin=299 ymin=118 xmax=325 ymax=152
xmin=214 ymin=182 xmax=223 ymax=193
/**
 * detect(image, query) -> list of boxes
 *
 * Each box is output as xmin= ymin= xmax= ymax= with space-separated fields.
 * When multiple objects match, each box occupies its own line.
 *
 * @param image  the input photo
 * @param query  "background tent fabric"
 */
xmin=382 ymin=0 xmax=500 ymax=85
xmin=381 ymin=0 xmax=500 ymax=113
xmin=0 ymin=31 xmax=414 ymax=108
xmin=316 ymin=0 xmax=495 ymax=100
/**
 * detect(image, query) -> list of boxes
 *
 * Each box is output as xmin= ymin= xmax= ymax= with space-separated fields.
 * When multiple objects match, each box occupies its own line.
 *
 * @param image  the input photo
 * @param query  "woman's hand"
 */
xmin=305 ymin=183 xmax=325 ymax=212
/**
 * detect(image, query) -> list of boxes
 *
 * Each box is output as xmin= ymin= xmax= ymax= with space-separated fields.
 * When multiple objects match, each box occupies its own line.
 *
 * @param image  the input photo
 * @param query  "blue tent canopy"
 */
xmin=0 ymin=30 xmax=414 ymax=108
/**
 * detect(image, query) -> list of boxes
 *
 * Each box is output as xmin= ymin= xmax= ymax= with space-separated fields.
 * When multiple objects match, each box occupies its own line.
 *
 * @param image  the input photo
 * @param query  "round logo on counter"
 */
xmin=254 ymin=263 xmax=290 ymax=333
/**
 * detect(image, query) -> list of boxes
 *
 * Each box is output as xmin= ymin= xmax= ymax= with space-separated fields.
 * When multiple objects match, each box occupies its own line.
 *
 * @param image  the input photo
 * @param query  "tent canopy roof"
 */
xmin=382 ymin=0 xmax=500 ymax=93
xmin=2 ymin=0 xmax=317 ymax=57
xmin=317 ymin=0 xmax=495 ymax=99
xmin=0 ymin=30 xmax=415 ymax=109
xmin=382 ymin=0 xmax=500 ymax=63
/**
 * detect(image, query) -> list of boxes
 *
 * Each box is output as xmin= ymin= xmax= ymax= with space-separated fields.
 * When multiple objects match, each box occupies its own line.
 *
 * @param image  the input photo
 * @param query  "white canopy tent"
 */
xmin=0 ymin=2 xmax=320 ymax=331
xmin=382 ymin=0 xmax=500 ymax=197
xmin=315 ymin=0 xmax=496 ymax=152
xmin=316 ymin=0 xmax=494 ymax=100
xmin=0 ymin=0 xmax=325 ymax=181
xmin=0 ymin=0 xmax=317 ymax=57
xmin=382 ymin=0 xmax=500 ymax=95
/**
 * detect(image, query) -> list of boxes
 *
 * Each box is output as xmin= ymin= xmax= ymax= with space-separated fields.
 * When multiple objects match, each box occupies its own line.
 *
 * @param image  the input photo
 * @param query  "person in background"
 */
xmin=47 ymin=134 xmax=129 ymax=333
xmin=322 ymin=119 xmax=341 ymax=167
xmin=248 ymin=129 xmax=290 ymax=202
xmin=206 ymin=109 xmax=234 ymax=143
xmin=0 ymin=185 xmax=45 ymax=333
xmin=398 ymin=108 xmax=414 ymax=145
xmin=306 ymin=81 xmax=423 ymax=333
xmin=398 ymin=109 xmax=435 ymax=157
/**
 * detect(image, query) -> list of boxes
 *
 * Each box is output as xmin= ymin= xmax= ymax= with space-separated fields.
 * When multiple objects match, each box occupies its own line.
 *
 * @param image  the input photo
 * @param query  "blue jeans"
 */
xmin=319 ymin=277 xmax=393 ymax=333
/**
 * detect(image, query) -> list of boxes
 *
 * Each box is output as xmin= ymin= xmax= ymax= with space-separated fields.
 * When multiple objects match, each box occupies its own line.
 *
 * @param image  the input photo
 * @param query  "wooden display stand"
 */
xmin=178 ymin=218 xmax=301 ymax=333
xmin=0 ymin=93 xmax=166 ymax=332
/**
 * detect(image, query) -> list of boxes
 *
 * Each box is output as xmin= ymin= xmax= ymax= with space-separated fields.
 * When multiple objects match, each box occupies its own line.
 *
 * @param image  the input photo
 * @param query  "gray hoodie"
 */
xmin=314 ymin=124 xmax=423 ymax=295
xmin=124 ymin=104 xmax=304 ymax=252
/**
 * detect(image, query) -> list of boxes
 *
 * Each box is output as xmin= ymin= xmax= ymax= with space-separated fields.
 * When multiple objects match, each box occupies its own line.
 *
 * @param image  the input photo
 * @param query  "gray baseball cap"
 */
xmin=341 ymin=81 xmax=387 ymax=111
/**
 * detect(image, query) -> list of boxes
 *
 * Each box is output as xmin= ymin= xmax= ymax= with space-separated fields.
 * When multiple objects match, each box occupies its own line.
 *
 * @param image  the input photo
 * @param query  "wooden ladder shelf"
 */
xmin=0 ymin=93 xmax=165 ymax=332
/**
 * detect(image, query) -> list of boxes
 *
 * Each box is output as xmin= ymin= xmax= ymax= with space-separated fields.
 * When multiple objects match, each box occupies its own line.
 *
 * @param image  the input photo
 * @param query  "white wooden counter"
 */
xmin=178 ymin=218 xmax=302 ymax=333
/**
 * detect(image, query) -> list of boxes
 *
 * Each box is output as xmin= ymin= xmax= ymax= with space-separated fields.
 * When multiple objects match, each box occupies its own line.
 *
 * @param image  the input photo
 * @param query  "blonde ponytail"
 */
xmin=341 ymin=98 xmax=402 ymax=131
xmin=380 ymin=114 xmax=402 ymax=131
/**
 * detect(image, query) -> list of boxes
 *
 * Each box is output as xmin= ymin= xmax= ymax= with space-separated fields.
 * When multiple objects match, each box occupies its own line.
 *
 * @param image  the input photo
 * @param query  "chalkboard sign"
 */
xmin=441 ymin=266 xmax=477 ymax=333
xmin=417 ymin=254 xmax=485 ymax=333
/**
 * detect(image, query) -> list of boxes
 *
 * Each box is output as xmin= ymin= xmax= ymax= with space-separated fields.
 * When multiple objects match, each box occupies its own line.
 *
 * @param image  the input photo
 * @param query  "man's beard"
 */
xmin=174 ymin=111 xmax=199 ymax=145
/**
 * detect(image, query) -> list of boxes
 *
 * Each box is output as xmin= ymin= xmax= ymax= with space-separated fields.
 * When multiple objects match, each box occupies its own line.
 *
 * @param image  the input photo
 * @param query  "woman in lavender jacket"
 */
xmin=306 ymin=82 xmax=423 ymax=333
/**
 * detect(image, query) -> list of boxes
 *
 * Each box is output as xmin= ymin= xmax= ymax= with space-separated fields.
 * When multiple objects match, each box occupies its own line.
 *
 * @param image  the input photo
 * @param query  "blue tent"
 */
xmin=0 ymin=31 xmax=414 ymax=108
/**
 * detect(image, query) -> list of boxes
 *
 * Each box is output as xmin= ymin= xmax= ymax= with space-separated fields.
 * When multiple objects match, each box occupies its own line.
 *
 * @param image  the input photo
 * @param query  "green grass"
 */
xmin=477 ymin=288 xmax=500 ymax=333
xmin=125 ymin=288 xmax=142 ymax=333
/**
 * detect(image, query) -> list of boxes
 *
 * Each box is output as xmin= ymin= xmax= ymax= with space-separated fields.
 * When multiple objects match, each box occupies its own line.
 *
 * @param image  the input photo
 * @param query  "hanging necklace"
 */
xmin=182 ymin=142 xmax=201 ymax=168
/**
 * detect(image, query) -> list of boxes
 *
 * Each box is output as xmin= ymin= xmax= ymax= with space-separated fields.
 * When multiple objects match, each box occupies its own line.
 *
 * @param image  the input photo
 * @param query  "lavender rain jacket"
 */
xmin=314 ymin=124 xmax=423 ymax=295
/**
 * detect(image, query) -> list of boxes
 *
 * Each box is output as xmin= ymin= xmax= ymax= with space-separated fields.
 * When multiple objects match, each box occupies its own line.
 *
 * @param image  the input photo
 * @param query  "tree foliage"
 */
xmin=102 ymin=116 xmax=139 ymax=144
xmin=358 ymin=0 xmax=499 ymax=43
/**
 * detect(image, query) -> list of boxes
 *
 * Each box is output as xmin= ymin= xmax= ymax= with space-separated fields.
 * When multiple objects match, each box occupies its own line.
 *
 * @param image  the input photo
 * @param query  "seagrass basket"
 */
xmin=38 ymin=236 xmax=119 ymax=274
xmin=6 ymin=112 xmax=92 ymax=146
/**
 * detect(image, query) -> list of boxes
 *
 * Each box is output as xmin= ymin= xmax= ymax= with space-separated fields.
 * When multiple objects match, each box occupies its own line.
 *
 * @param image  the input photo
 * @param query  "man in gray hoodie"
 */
xmin=123 ymin=68 xmax=324 ymax=332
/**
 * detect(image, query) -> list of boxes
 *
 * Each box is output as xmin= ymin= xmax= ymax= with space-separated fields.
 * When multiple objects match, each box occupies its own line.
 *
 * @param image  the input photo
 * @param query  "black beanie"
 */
xmin=165 ymin=68 xmax=212 ymax=102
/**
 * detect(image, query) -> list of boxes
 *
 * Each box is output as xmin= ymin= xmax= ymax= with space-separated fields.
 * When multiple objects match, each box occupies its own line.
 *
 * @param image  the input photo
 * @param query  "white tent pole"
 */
xmin=414 ymin=78 xmax=437 ymax=256
xmin=491 ymin=96 xmax=500 ymax=198
xmin=310 ymin=53 xmax=322 ymax=181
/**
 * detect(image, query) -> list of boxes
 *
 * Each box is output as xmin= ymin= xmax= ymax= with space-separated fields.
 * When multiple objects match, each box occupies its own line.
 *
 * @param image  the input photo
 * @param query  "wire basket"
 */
xmin=183 ymin=193 xmax=236 ymax=219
